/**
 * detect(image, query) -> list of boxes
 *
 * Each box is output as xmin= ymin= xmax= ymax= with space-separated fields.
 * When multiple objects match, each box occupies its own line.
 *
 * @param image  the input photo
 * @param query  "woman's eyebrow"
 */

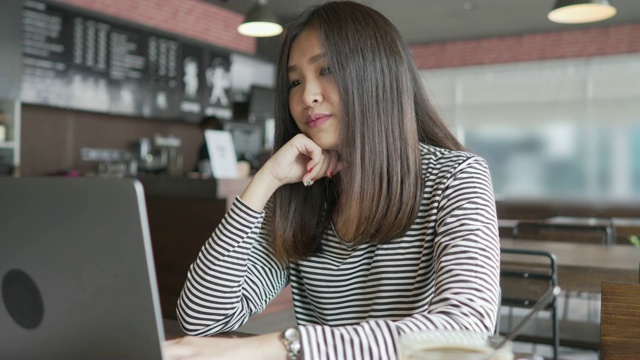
xmin=287 ymin=53 xmax=328 ymax=73
xmin=309 ymin=53 xmax=327 ymax=63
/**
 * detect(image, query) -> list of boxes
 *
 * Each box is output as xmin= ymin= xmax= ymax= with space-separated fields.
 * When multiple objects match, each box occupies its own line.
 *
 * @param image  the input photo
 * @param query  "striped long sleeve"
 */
xmin=176 ymin=198 xmax=289 ymax=335
xmin=176 ymin=143 xmax=501 ymax=360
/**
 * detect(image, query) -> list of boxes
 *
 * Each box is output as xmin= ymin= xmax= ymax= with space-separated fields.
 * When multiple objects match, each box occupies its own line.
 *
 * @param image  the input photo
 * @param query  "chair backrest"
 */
xmin=513 ymin=221 xmax=612 ymax=245
xmin=500 ymin=247 xmax=560 ymax=360
xmin=500 ymin=248 xmax=557 ymax=310
xmin=600 ymin=282 xmax=640 ymax=359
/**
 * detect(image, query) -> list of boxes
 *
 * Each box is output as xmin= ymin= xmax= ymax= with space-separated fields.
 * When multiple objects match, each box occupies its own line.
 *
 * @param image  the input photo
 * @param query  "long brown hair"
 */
xmin=270 ymin=1 xmax=464 ymax=263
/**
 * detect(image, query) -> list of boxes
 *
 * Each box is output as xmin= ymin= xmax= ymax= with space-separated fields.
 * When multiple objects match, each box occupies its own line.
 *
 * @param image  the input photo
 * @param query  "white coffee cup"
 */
xmin=398 ymin=329 xmax=513 ymax=360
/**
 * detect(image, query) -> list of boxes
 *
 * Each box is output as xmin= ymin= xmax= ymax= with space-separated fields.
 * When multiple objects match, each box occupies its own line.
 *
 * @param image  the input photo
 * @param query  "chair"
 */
xmin=512 ymin=220 xmax=610 ymax=328
xmin=500 ymin=248 xmax=560 ymax=360
xmin=600 ymin=282 xmax=640 ymax=359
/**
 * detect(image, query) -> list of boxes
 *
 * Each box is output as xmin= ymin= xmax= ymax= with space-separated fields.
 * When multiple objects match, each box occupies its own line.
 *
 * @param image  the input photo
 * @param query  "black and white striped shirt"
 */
xmin=177 ymin=143 xmax=501 ymax=360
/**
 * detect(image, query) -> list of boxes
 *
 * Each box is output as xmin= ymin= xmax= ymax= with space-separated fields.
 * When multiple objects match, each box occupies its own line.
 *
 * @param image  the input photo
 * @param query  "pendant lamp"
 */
xmin=548 ymin=0 xmax=617 ymax=24
xmin=237 ymin=0 xmax=283 ymax=37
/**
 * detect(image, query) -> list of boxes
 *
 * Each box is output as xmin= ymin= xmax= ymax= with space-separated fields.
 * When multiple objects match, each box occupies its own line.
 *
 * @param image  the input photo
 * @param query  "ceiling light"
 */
xmin=237 ymin=0 xmax=283 ymax=37
xmin=548 ymin=0 xmax=617 ymax=24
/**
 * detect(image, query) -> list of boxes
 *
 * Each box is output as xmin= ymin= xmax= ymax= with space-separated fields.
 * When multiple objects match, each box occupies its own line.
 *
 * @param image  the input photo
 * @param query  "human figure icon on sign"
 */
xmin=205 ymin=57 xmax=231 ymax=107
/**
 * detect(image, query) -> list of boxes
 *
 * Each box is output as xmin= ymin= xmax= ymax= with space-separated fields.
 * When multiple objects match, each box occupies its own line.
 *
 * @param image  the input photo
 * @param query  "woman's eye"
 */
xmin=288 ymin=79 xmax=301 ymax=89
xmin=320 ymin=66 xmax=333 ymax=76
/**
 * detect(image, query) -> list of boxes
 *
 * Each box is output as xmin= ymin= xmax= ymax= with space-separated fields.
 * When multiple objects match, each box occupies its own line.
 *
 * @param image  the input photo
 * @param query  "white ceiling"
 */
xmin=205 ymin=0 xmax=640 ymax=61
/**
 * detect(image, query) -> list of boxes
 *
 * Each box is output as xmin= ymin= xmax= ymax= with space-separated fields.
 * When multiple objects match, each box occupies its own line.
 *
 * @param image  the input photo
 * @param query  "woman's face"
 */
xmin=287 ymin=28 xmax=341 ymax=150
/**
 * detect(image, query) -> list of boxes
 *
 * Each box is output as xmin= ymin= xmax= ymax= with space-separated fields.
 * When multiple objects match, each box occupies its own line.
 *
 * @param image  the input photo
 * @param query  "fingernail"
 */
xmin=329 ymin=171 xmax=334 ymax=179
xmin=304 ymin=178 xmax=315 ymax=187
xmin=308 ymin=167 xmax=314 ymax=173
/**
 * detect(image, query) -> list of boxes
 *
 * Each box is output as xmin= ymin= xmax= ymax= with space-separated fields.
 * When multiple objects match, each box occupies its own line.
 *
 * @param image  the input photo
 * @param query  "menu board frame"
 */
xmin=21 ymin=0 xmax=236 ymax=123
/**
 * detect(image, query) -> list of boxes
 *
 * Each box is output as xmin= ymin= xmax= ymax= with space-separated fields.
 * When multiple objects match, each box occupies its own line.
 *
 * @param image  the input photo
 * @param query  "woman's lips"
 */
xmin=306 ymin=114 xmax=331 ymax=128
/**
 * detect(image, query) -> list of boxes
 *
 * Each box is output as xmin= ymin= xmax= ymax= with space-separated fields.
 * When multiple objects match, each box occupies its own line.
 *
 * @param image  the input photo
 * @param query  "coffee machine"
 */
xmin=136 ymin=134 xmax=183 ymax=176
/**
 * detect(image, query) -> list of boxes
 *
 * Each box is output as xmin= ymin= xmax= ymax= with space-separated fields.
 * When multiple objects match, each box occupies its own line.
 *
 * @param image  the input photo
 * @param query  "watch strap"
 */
xmin=279 ymin=327 xmax=302 ymax=360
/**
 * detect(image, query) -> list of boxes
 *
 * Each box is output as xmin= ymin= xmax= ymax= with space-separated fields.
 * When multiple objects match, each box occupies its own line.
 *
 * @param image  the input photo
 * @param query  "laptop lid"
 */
xmin=0 ymin=177 xmax=165 ymax=359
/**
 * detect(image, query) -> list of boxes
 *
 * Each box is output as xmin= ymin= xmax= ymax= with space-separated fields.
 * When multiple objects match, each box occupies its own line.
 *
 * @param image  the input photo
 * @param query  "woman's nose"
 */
xmin=302 ymin=81 xmax=323 ymax=106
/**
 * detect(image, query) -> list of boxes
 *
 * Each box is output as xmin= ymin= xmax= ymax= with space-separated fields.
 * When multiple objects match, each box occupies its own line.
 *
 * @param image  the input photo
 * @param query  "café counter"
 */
xmin=138 ymin=176 xmax=251 ymax=320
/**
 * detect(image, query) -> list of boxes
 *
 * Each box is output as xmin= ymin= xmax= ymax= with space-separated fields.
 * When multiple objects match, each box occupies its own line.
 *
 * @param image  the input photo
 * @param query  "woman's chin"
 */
xmin=312 ymin=138 xmax=339 ymax=151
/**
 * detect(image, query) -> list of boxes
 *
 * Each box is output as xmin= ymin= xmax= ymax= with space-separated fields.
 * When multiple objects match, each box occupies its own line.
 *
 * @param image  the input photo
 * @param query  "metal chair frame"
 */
xmin=511 ymin=220 xmax=610 ymax=325
xmin=500 ymin=247 xmax=559 ymax=360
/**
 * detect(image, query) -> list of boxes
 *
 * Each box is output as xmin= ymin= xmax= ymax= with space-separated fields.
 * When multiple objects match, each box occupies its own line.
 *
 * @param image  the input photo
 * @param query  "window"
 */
xmin=421 ymin=54 xmax=640 ymax=200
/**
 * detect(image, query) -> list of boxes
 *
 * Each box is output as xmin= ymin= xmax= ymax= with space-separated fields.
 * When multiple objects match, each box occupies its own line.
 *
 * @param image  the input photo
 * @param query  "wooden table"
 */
xmin=501 ymin=239 xmax=640 ymax=293
xmin=163 ymin=318 xmax=257 ymax=340
xmin=600 ymin=282 xmax=640 ymax=359
xmin=545 ymin=215 xmax=640 ymax=229
xmin=497 ymin=219 xmax=519 ymax=238
xmin=543 ymin=216 xmax=612 ymax=226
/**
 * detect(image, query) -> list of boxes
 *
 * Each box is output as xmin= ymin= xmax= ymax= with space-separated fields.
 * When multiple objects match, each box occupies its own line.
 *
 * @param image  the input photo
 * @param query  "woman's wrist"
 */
xmin=254 ymin=332 xmax=289 ymax=360
xmin=239 ymin=165 xmax=283 ymax=212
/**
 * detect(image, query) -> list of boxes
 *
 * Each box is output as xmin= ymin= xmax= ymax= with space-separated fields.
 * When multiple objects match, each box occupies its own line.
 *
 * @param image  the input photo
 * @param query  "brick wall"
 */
xmin=410 ymin=23 xmax=640 ymax=69
xmin=55 ymin=0 xmax=256 ymax=54
xmin=51 ymin=1 xmax=640 ymax=70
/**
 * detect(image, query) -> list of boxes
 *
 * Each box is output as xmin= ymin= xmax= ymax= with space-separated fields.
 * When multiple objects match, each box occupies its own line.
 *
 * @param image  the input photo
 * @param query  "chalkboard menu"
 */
xmin=147 ymin=35 xmax=180 ymax=119
xmin=21 ymin=0 xmax=233 ymax=122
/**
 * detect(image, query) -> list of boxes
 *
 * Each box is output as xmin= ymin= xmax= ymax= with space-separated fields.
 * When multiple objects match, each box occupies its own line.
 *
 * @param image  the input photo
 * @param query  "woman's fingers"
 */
xmin=262 ymin=134 xmax=319 ymax=185
xmin=304 ymin=150 xmax=346 ymax=186
xmin=304 ymin=152 xmax=329 ymax=186
xmin=264 ymin=133 xmax=347 ymax=187
xmin=326 ymin=151 xmax=340 ymax=179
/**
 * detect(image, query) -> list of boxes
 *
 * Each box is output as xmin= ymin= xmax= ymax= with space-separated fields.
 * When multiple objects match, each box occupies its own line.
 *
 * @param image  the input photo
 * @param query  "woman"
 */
xmin=165 ymin=1 xmax=500 ymax=359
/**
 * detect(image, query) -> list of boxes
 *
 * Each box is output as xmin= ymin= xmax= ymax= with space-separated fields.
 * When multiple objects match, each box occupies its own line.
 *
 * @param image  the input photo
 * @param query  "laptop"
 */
xmin=0 ymin=177 xmax=165 ymax=359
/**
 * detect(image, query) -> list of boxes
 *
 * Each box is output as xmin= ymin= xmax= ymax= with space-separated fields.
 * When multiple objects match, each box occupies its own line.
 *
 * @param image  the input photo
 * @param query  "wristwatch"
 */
xmin=279 ymin=327 xmax=302 ymax=360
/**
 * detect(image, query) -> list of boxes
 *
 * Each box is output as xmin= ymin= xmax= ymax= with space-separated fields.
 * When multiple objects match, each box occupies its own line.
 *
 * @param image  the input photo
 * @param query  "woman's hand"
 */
xmin=263 ymin=133 xmax=341 ymax=187
xmin=240 ymin=133 xmax=344 ymax=211
xmin=163 ymin=332 xmax=285 ymax=360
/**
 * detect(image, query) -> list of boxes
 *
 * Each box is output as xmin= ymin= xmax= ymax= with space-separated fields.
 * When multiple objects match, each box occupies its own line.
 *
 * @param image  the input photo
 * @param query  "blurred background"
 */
xmin=1 ymin=0 xmax=639 ymax=201
xmin=422 ymin=53 xmax=640 ymax=201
